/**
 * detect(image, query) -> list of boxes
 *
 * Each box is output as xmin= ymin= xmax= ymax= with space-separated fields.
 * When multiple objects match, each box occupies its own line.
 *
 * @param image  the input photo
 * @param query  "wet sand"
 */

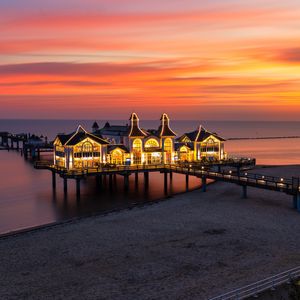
xmin=1 ymin=165 xmax=300 ymax=300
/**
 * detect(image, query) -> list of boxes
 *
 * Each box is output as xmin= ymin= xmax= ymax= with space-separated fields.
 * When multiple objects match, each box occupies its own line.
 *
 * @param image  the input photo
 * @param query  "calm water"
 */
xmin=0 ymin=119 xmax=300 ymax=234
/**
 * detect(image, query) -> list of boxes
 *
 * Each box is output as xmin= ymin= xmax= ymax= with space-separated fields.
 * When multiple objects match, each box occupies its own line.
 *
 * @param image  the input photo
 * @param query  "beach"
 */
xmin=1 ymin=165 xmax=300 ymax=299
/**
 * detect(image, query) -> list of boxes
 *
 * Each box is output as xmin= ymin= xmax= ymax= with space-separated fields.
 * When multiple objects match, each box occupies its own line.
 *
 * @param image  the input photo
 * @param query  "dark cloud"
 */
xmin=0 ymin=62 xmax=164 ymax=76
xmin=0 ymin=80 xmax=110 ymax=87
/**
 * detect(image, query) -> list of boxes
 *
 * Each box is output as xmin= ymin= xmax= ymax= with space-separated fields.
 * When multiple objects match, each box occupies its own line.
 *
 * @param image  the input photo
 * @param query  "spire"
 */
xmin=129 ymin=113 xmax=147 ymax=137
xmin=92 ymin=121 xmax=99 ymax=132
xmin=159 ymin=113 xmax=176 ymax=137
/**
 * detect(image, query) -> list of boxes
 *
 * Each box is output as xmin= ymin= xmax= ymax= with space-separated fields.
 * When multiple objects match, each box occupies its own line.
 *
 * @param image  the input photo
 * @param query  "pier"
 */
xmin=34 ymin=158 xmax=300 ymax=212
xmin=0 ymin=131 xmax=53 ymax=159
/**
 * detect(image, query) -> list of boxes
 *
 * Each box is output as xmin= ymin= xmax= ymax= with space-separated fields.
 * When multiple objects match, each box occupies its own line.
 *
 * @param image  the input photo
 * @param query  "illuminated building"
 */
xmin=53 ymin=125 xmax=109 ymax=169
xmin=177 ymin=125 xmax=226 ymax=161
xmin=95 ymin=112 xmax=176 ymax=165
xmin=53 ymin=113 xmax=226 ymax=169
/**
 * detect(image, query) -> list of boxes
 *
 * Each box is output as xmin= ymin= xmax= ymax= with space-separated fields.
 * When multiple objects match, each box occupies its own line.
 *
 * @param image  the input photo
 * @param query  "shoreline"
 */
xmin=1 ymin=163 xmax=299 ymax=239
xmin=0 ymin=184 xmax=204 ymax=239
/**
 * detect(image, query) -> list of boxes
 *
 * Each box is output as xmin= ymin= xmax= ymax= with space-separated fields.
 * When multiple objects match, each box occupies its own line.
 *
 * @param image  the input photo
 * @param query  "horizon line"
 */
xmin=1 ymin=118 xmax=300 ymax=122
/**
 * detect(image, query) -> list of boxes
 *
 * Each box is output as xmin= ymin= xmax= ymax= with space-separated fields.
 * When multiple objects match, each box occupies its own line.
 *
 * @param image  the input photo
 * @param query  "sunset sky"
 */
xmin=1 ymin=0 xmax=300 ymax=120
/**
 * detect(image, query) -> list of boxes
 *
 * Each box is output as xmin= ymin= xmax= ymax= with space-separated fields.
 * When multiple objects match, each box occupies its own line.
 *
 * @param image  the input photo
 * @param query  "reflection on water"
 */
xmin=226 ymin=138 xmax=300 ymax=165
xmin=0 ymin=151 xmax=201 ymax=234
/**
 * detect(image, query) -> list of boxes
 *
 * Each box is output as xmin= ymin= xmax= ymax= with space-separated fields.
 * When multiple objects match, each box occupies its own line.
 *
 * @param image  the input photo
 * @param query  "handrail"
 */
xmin=208 ymin=266 xmax=300 ymax=300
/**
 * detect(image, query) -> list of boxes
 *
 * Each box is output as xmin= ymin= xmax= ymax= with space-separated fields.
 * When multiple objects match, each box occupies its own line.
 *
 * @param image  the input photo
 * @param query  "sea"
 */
xmin=0 ymin=119 xmax=299 ymax=235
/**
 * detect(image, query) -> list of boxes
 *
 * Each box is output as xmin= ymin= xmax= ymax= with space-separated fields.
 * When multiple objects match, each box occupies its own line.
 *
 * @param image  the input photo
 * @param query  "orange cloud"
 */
xmin=1 ymin=3 xmax=300 ymax=119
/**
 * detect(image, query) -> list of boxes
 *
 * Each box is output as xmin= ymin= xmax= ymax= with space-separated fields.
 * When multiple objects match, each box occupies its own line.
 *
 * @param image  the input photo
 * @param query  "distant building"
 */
xmin=53 ymin=113 xmax=226 ymax=169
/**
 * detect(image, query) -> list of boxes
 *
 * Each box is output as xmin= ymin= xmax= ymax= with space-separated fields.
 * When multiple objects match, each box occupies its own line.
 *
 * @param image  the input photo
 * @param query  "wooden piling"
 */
xmin=237 ymin=166 xmax=241 ymax=176
xmin=186 ymin=174 xmax=189 ymax=186
xmin=202 ymin=177 xmax=207 ymax=192
xmin=124 ymin=174 xmax=129 ymax=191
xmin=164 ymin=172 xmax=168 ymax=193
xmin=23 ymin=146 xmax=28 ymax=159
xmin=109 ymin=174 xmax=113 ymax=190
xmin=63 ymin=177 xmax=68 ymax=195
xmin=96 ymin=174 xmax=102 ymax=188
xmin=144 ymin=172 xmax=149 ymax=189
xmin=293 ymin=193 xmax=300 ymax=212
xmin=292 ymin=178 xmax=299 ymax=210
xmin=76 ymin=178 xmax=81 ymax=198
xmin=293 ymin=194 xmax=298 ymax=209
xmin=52 ymin=171 xmax=56 ymax=190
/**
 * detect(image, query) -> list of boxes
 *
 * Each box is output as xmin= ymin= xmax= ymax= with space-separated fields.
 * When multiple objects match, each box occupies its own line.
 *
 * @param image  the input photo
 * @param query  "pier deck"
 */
xmin=34 ymin=160 xmax=300 ymax=211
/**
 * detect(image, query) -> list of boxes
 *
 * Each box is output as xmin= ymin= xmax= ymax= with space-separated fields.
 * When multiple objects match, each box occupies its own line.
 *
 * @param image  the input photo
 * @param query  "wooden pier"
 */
xmin=0 ymin=131 xmax=53 ymax=159
xmin=34 ymin=159 xmax=300 ymax=212
xmin=0 ymin=132 xmax=27 ymax=150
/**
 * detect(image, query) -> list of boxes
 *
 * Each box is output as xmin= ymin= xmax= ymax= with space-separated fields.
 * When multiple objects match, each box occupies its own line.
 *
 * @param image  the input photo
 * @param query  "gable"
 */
xmin=54 ymin=137 xmax=62 ymax=146
xmin=182 ymin=136 xmax=191 ymax=143
xmin=178 ymin=135 xmax=192 ymax=143
xmin=202 ymin=135 xmax=221 ymax=143
xmin=73 ymin=137 xmax=103 ymax=148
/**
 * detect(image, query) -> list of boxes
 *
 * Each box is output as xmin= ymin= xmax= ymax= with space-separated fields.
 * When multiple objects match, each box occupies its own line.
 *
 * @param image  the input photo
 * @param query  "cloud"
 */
xmin=0 ymin=62 xmax=165 ymax=76
xmin=277 ymin=48 xmax=300 ymax=63
xmin=0 ymin=80 xmax=110 ymax=87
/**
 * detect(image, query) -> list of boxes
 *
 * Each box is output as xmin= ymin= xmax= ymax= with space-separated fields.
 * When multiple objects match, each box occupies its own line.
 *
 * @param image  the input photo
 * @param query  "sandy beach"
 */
xmin=1 ymin=165 xmax=300 ymax=300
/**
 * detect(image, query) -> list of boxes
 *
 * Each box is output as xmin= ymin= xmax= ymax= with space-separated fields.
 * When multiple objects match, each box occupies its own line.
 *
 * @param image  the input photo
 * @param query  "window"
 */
xmin=164 ymin=138 xmax=172 ymax=152
xmin=201 ymin=138 xmax=219 ymax=154
xmin=82 ymin=142 xmax=93 ymax=152
xmin=111 ymin=149 xmax=123 ymax=165
xmin=132 ymin=138 xmax=142 ymax=164
xmin=179 ymin=146 xmax=189 ymax=162
xmin=164 ymin=138 xmax=172 ymax=164
xmin=133 ymin=138 xmax=142 ymax=151
xmin=145 ymin=138 xmax=159 ymax=148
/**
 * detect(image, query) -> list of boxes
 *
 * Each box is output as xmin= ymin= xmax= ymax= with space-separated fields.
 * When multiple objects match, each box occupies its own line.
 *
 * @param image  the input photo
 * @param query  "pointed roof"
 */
xmin=158 ymin=113 xmax=176 ymax=137
xmin=178 ymin=125 xmax=225 ymax=142
xmin=58 ymin=125 xmax=109 ymax=146
xmin=92 ymin=121 xmax=99 ymax=130
xmin=104 ymin=121 xmax=110 ymax=128
xmin=55 ymin=133 xmax=73 ymax=145
xmin=129 ymin=113 xmax=147 ymax=137
xmin=175 ymin=142 xmax=194 ymax=151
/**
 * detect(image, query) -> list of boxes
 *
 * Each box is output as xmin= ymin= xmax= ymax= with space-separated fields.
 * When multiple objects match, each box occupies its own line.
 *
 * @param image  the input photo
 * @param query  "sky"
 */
xmin=1 ymin=0 xmax=300 ymax=120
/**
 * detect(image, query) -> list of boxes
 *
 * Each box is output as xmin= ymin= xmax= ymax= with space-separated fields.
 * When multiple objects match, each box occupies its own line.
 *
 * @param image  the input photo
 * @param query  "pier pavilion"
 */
xmin=53 ymin=112 xmax=226 ymax=169
xmin=96 ymin=113 xmax=177 ymax=165
xmin=177 ymin=126 xmax=226 ymax=162
xmin=53 ymin=126 xmax=109 ymax=169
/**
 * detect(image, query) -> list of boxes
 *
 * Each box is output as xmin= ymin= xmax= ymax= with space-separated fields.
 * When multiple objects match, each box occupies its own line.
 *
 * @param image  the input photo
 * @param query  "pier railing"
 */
xmin=208 ymin=266 xmax=300 ymax=300
xmin=34 ymin=161 xmax=166 ymax=175
xmin=34 ymin=160 xmax=299 ymax=194
xmin=168 ymin=165 xmax=298 ymax=194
